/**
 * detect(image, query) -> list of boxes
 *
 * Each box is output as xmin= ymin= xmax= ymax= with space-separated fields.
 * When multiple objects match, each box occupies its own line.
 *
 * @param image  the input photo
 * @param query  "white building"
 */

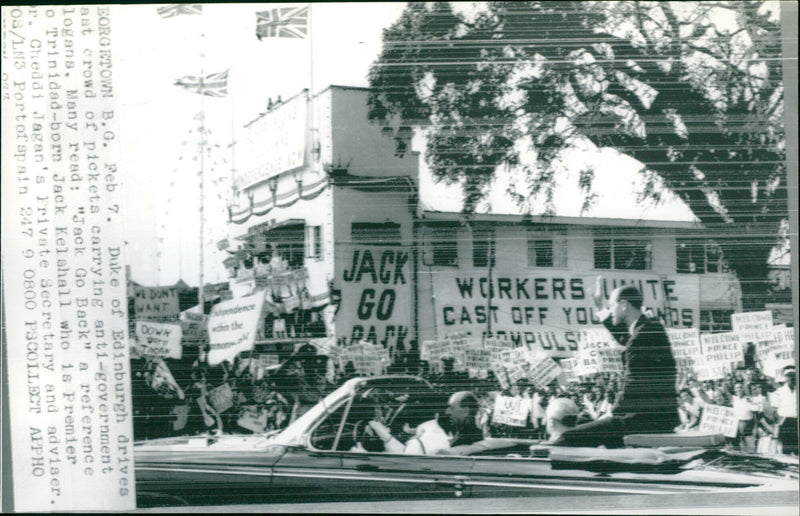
xmin=223 ymin=86 xmax=742 ymax=357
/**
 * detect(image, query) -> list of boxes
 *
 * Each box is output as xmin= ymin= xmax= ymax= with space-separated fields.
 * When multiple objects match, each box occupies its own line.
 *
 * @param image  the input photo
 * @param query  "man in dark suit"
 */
xmin=554 ymin=278 xmax=680 ymax=448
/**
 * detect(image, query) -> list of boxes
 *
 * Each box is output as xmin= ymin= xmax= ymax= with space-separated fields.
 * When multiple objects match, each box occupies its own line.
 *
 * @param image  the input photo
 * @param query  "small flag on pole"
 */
xmin=175 ymin=69 xmax=229 ymax=97
xmin=157 ymin=4 xmax=203 ymax=18
xmin=256 ymin=6 xmax=308 ymax=40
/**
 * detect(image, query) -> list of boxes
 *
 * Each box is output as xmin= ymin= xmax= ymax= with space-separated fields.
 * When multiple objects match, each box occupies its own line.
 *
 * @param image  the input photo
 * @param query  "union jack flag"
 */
xmin=175 ymin=69 xmax=229 ymax=98
xmin=157 ymin=4 xmax=203 ymax=18
xmin=256 ymin=6 xmax=308 ymax=40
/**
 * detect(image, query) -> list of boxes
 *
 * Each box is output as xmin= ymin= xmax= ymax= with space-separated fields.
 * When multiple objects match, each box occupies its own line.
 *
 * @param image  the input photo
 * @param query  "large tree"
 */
xmin=368 ymin=1 xmax=787 ymax=309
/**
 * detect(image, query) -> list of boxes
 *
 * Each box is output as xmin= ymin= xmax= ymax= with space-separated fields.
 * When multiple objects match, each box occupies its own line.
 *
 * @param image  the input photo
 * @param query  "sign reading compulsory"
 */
xmin=432 ymin=270 xmax=700 ymax=357
xmin=207 ymin=292 xmax=266 ymax=366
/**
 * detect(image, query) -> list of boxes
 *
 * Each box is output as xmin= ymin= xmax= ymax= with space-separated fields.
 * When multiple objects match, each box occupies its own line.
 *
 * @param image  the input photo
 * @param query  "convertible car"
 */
xmin=135 ymin=375 xmax=798 ymax=507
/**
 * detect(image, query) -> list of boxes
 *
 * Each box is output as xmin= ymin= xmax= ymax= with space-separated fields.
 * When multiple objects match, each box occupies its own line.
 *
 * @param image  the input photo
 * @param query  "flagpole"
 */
xmin=308 ymin=3 xmax=314 ymax=97
xmin=199 ymin=34 xmax=206 ymax=312
xmin=307 ymin=3 xmax=317 ymax=172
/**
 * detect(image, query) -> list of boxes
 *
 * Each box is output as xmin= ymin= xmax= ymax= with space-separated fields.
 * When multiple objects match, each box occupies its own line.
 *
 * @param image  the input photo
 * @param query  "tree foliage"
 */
xmin=368 ymin=1 xmax=787 ymax=308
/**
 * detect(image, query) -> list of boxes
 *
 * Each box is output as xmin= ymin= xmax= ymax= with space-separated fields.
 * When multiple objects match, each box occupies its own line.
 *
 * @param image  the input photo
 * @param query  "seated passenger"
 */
xmin=544 ymin=398 xmax=580 ymax=443
xmin=368 ymin=391 xmax=484 ymax=455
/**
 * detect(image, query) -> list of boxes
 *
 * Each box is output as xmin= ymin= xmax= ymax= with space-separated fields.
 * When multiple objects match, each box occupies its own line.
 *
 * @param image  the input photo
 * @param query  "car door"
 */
xmin=337 ymin=448 xmax=477 ymax=501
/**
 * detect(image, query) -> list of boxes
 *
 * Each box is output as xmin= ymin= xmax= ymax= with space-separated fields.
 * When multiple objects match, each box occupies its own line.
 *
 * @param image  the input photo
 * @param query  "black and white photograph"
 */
xmin=1 ymin=2 xmax=797 ymax=513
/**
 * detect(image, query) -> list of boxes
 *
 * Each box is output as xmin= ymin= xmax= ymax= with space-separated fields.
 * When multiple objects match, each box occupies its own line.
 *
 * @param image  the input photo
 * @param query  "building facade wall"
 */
xmin=416 ymin=217 xmax=742 ymax=357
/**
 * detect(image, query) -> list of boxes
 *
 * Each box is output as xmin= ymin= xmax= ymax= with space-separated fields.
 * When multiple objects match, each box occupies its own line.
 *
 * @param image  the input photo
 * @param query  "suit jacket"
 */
xmin=604 ymin=315 xmax=680 ymax=430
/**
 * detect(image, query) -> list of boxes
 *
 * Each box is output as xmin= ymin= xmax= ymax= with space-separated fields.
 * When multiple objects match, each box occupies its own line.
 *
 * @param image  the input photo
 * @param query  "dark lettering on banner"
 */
xmin=339 ymin=246 xmax=412 ymax=350
xmin=434 ymin=271 xmax=700 ymax=356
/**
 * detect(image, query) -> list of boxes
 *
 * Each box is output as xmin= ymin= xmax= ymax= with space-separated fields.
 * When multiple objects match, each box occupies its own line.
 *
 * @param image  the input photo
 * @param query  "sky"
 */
xmin=114 ymin=3 xmax=409 ymax=286
xmin=114 ymin=2 xmax=699 ymax=288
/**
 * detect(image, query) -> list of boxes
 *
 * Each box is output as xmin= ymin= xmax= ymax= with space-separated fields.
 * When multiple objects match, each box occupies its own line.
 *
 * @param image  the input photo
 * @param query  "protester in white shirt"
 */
xmin=775 ymin=367 xmax=797 ymax=455
xmin=731 ymin=382 xmax=756 ymax=452
xmin=675 ymin=388 xmax=703 ymax=433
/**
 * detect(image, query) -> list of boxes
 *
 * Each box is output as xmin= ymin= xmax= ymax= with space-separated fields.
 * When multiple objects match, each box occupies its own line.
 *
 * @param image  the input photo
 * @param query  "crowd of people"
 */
xmin=130 ymin=277 xmax=796 ymax=456
xmin=130 ymin=344 xmax=797 ymax=456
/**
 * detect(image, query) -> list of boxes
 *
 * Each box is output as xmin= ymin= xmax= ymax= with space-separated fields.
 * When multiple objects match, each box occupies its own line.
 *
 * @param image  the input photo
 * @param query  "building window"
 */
xmin=351 ymin=222 xmax=401 ymax=246
xmin=431 ymin=225 xmax=459 ymax=267
xmin=527 ymin=227 xmax=567 ymax=268
xmin=700 ymin=309 xmax=734 ymax=333
xmin=306 ymin=225 xmax=322 ymax=260
xmin=472 ymin=229 xmax=495 ymax=268
xmin=594 ymin=238 xmax=651 ymax=270
xmin=676 ymin=239 xmax=722 ymax=274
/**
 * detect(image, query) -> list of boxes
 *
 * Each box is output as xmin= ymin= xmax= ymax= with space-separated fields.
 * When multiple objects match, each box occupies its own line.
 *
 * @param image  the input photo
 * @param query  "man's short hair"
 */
xmin=451 ymin=391 xmax=479 ymax=414
xmin=616 ymin=285 xmax=644 ymax=310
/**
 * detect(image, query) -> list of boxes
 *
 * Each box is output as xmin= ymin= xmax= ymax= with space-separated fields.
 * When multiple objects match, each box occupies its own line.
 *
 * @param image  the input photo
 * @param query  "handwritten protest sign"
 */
xmin=576 ymin=329 xmax=623 ymax=375
xmin=135 ymin=321 xmax=183 ymax=359
xmin=491 ymin=396 xmax=530 ymax=427
xmin=207 ymin=292 xmax=265 ymax=366
xmin=180 ymin=306 xmax=208 ymax=344
xmin=208 ymin=383 xmax=235 ymax=413
xmin=693 ymin=358 xmax=727 ymax=382
xmin=465 ymin=349 xmax=491 ymax=379
xmin=237 ymin=406 xmax=268 ymax=433
xmin=134 ymin=285 xmax=180 ymax=321
xmin=491 ymin=364 xmax=511 ymax=390
xmin=528 ymin=357 xmax=563 ymax=389
xmin=558 ymin=358 xmax=580 ymax=383
xmin=759 ymin=327 xmax=796 ymax=378
xmin=730 ymin=311 xmax=774 ymax=343
xmin=698 ymin=404 xmax=738 ymax=438
xmin=667 ymin=328 xmax=702 ymax=371
xmin=340 ymin=340 xmax=391 ymax=376
xmin=700 ymin=332 xmax=743 ymax=370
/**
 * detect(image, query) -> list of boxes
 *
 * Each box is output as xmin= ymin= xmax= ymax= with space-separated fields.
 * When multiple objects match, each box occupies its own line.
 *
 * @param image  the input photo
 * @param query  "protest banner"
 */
xmin=491 ymin=364 xmax=511 ymax=391
xmin=667 ymin=328 xmax=702 ymax=371
xmin=491 ymin=396 xmax=530 ymax=427
xmin=180 ymin=305 xmax=208 ymax=344
xmin=465 ymin=349 xmax=491 ymax=378
xmin=135 ymin=321 xmax=183 ymax=359
xmin=336 ymin=244 xmax=413 ymax=349
xmin=433 ymin=270 xmax=700 ymax=357
xmin=700 ymin=332 xmax=743 ymax=369
xmin=528 ymin=357 xmax=563 ymax=389
xmin=147 ymin=357 xmax=185 ymax=401
xmin=576 ymin=329 xmax=624 ymax=375
xmin=134 ymin=285 xmax=181 ymax=321
xmin=698 ymin=404 xmax=738 ymax=438
xmin=693 ymin=358 xmax=728 ymax=382
xmin=339 ymin=340 xmax=390 ymax=376
xmin=730 ymin=311 xmax=774 ymax=343
xmin=759 ymin=326 xmax=797 ymax=378
xmin=208 ymin=383 xmax=235 ymax=413
xmin=207 ymin=292 xmax=266 ymax=366
xmin=237 ymin=406 xmax=269 ymax=433
xmin=558 ymin=358 xmax=581 ymax=383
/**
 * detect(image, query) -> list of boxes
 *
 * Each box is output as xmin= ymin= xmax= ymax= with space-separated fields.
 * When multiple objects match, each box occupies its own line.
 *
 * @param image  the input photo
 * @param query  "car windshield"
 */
xmin=306 ymin=377 xmax=441 ymax=452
